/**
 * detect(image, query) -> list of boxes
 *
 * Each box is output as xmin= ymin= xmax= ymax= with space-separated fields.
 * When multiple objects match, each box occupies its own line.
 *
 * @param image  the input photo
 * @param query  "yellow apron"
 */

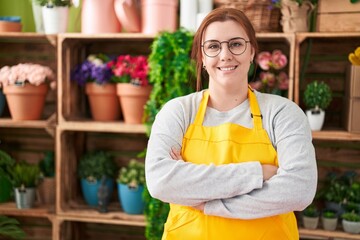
xmin=162 ymin=87 xmax=299 ymax=240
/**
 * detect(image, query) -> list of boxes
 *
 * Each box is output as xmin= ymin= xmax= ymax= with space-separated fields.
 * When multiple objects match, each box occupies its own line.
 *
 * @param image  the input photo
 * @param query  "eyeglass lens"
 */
xmin=202 ymin=38 xmax=248 ymax=57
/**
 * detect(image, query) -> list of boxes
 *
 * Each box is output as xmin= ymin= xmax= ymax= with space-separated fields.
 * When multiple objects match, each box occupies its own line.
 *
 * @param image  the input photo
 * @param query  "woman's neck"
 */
xmin=207 ymin=85 xmax=248 ymax=112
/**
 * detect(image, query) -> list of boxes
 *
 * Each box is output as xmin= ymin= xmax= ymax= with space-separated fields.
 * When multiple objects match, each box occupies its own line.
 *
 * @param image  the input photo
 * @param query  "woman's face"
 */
xmin=202 ymin=20 xmax=254 ymax=90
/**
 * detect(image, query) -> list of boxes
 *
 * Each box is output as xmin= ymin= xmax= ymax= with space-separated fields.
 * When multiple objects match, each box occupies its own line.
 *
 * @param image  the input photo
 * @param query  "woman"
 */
xmin=145 ymin=7 xmax=317 ymax=240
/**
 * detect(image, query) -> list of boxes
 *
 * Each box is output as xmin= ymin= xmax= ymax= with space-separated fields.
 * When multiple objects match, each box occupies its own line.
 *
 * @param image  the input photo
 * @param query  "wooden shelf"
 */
xmin=300 ymin=228 xmax=360 ymax=240
xmin=312 ymin=131 xmax=360 ymax=141
xmin=0 ymin=202 xmax=54 ymax=219
xmin=0 ymin=119 xmax=49 ymax=128
xmin=57 ymin=121 xmax=146 ymax=134
xmin=57 ymin=209 xmax=145 ymax=227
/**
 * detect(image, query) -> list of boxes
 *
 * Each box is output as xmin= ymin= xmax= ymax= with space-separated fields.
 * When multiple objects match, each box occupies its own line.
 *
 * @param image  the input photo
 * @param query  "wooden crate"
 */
xmin=316 ymin=0 xmax=360 ymax=32
xmin=346 ymin=65 xmax=360 ymax=98
xmin=56 ymin=128 xmax=147 ymax=225
xmin=57 ymin=34 xmax=154 ymax=123
xmin=343 ymin=97 xmax=360 ymax=133
xmin=295 ymin=33 xmax=360 ymax=130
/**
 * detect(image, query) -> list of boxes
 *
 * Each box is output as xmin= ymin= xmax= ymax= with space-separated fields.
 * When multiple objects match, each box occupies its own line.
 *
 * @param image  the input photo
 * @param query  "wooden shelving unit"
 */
xmin=1 ymin=32 xmax=360 ymax=239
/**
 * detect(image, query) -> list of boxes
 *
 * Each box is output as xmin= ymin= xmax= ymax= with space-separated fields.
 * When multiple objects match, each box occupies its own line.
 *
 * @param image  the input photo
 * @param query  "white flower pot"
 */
xmin=32 ymin=0 xmax=44 ymax=33
xmin=42 ymin=6 xmax=69 ymax=34
xmin=306 ymin=109 xmax=325 ymax=131
xmin=342 ymin=219 xmax=360 ymax=234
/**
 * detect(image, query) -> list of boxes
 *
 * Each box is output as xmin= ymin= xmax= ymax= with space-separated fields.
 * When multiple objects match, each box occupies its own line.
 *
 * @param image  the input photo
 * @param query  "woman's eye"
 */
xmin=208 ymin=43 xmax=220 ymax=50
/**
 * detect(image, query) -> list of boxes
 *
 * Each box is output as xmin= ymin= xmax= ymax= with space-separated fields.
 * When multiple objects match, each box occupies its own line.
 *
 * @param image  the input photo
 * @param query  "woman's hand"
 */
xmin=262 ymin=164 xmax=278 ymax=181
xmin=170 ymin=147 xmax=183 ymax=160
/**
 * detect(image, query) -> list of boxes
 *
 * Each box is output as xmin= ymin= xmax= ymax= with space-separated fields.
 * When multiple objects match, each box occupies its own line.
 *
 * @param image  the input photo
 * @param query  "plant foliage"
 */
xmin=11 ymin=161 xmax=40 ymax=188
xmin=38 ymin=151 xmax=55 ymax=178
xmin=34 ymin=0 xmax=72 ymax=7
xmin=77 ymin=151 xmax=117 ymax=181
xmin=303 ymin=204 xmax=319 ymax=217
xmin=117 ymin=159 xmax=145 ymax=188
xmin=342 ymin=211 xmax=360 ymax=222
xmin=303 ymin=81 xmax=332 ymax=110
xmin=0 ymin=215 xmax=26 ymax=240
xmin=0 ymin=149 xmax=15 ymax=182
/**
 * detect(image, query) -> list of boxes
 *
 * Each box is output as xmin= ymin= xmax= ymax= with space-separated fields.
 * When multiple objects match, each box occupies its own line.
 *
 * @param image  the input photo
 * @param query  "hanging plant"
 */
xmin=143 ymin=28 xmax=195 ymax=240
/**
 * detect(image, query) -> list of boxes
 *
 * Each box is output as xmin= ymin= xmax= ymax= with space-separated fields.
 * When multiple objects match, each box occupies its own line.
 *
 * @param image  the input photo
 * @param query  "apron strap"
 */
xmin=194 ymin=88 xmax=263 ymax=130
xmin=193 ymin=90 xmax=209 ymax=125
xmin=248 ymin=86 xmax=263 ymax=130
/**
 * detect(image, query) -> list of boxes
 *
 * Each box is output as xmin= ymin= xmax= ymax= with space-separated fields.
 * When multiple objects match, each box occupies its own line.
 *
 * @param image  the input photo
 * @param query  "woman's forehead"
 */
xmin=202 ymin=20 xmax=248 ymax=42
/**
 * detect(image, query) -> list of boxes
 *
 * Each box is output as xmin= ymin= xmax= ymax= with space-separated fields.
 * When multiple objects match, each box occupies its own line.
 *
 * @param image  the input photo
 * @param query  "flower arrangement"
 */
xmin=71 ymin=54 xmax=114 ymax=86
xmin=117 ymin=159 xmax=145 ymax=188
xmin=107 ymin=55 xmax=149 ymax=87
xmin=250 ymin=49 xmax=289 ymax=96
xmin=271 ymin=0 xmax=317 ymax=7
xmin=0 ymin=63 xmax=56 ymax=89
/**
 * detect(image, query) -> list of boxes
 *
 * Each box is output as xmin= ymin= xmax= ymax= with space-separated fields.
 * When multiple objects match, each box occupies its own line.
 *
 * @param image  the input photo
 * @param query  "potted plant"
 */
xmin=34 ymin=0 xmax=72 ymax=34
xmin=10 ymin=161 xmax=40 ymax=209
xmin=321 ymin=209 xmax=338 ymax=231
xmin=117 ymin=159 xmax=145 ymax=214
xmin=71 ymin=54 xmax=120 ymax=121
xmin=0 ymin=149 xmax=15 ymax=203
xmin=0 ymin=63 xmax=55 ymax=120
xmin=107 ymin=54 xmax=152 ymax=124
xmin=0 ymin=215 xmax=26 ymax=239
xmin=38 ymin=151 xmax=55 ymax=205
xmin=143 ymin=28 xmax=195 ymax=240
xmin=341 ymin=211 xmax=360 ymax=234
xmin=303 ymin=80 xmax=332 ymax=130
xmin=77 ymin=151 xmax=117 ymax=207
xmin=302 ymin=204 xmax=320 ymax=229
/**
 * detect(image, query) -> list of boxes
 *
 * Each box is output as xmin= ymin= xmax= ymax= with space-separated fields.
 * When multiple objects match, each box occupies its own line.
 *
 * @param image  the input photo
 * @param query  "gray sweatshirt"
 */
xmin=145 ymin=90 xmax=317 ymax=219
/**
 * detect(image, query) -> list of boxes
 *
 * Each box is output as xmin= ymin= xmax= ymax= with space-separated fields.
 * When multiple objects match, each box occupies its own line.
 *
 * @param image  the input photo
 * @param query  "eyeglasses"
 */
xmin=201 ymin=37 xmax=251 ymax=58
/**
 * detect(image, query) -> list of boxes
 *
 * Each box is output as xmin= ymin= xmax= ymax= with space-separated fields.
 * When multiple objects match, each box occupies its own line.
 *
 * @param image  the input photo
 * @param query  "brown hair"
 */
xmin=191 ymin=8 xmax=259 ymax=91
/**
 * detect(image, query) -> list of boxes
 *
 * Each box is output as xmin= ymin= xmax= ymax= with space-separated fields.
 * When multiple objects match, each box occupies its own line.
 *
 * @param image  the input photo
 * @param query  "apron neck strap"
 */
xmin=194 ymin=87 xmax=263 ymax=130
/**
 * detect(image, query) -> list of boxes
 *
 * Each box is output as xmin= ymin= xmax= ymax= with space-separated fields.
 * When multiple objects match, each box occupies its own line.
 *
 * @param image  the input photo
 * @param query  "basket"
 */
xmin=214 ymin=0 xmax=281 ymax=32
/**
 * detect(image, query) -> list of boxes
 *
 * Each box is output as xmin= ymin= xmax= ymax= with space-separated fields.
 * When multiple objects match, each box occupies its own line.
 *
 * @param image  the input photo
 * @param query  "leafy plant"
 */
xmin=143 ymin=28 xmax=195 ymax=240
xmin=0 ymin=149 xmax=15 ymax=182
xmin=322 ymin=209 xmax=337 ymax=219
xmin=319 ymin=172 xmax=354 ymax=205
xmin=10 ymin=161 xmax=40 ymax=188
xmin=77 ymin=151 xmax=117 ymax=181
xmin=303 ymin=204 xmax=320 ymax=217
xmin=38 ymin=151 xmax=55 ymax=178
xmin=342 ymin=211 xmax=360 ymax=222
xmin=303 ymin=81 xmax=332 ymax=110
xmin=0 ymin=215 xmax=26 ymax=240
xmin=117 ymin=159 xmax=145 ymax=188
xmin=34 ymin=0 xmax=72 ymax=7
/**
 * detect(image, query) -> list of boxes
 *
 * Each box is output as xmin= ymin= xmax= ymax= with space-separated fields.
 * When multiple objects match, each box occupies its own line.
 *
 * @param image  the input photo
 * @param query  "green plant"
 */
xmin=144 ymin=28 xmax=196 ymax=135
xmin=10 ymin=161 xmax=40 ymax=188
xmin=38 ymin=151 xmax=55 ymax=178
xmin=303 ymin=81 xmax=332 ymax=110
xmin=322 ymin=209 xmax=337 ymax=219
xmin=117 ymin=159 xmax=145 ymax=188
xmin=0 ymin=149 xmax=15 ymax=182
xmin=0 ymin=215 xmax=26 ymax=240
xmin=143 ymin=28 xmax=195 ymax=240
xmin=34 ymin=0 xmax=72 ymax=7
xmin=77 ymin=151 xmax=117 ymax=181
xmin=303 ymin=204 xmax=320 ymax=217
xmin=342 ymin=211 xmax=360 ymax=222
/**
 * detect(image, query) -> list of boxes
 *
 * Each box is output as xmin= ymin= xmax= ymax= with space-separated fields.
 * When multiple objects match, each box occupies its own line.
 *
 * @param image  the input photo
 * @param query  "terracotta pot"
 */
xmin=141 ymin=0 xmax=178 ymax=34
xmin=3 ymin=83 xmax=48 ymax=120
xmin=85 ymin=83 xmax=121 ymax=121
xmin=38 ymin=177 xmax=55 ymax=205
xmin=82 ymin=0 xmax=121 ymax=33
xmin=0 ymin=21 xmax=22 ymax=32
xmin=116 ymin=83 xmax=152 ymax=124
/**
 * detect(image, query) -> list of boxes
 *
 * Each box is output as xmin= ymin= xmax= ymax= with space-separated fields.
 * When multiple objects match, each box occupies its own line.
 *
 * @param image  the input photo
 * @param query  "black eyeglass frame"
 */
xmin=201 ymin=37 xmax=251 ymax=58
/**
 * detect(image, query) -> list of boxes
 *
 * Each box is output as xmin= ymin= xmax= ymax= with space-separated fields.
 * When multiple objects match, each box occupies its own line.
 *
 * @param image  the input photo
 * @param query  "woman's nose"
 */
xmin=219 ymin=44 xmax=233 ymax=61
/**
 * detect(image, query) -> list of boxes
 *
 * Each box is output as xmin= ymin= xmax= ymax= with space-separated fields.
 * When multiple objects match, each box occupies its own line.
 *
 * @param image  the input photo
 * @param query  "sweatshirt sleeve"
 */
xmin=145 ymin=97 xmax=264 ymax=206
xmin=204 ymin=100 xmax=318 ymax=219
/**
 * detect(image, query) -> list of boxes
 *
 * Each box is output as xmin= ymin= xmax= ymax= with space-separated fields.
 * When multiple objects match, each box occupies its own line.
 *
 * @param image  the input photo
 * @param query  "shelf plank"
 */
xmin=312 ymin=131 xmax=360 ymax=141
xmin=0 ymin=202 xmax=54 ymax=219
xmin=300 ymin=228 xmax=360 ymax=240
xmin=58 ymin=209 xmax=145 ymax=227
xmin=58 ymin=121 xmax=147 ymax=133
xmin=0 ymin=119 xmax=49 ymax=128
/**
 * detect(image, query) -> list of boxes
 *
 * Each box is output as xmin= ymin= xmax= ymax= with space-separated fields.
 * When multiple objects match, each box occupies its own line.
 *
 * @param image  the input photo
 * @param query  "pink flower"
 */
xmin=277 ymin=72 xmax=289 ymax=90
xmin=249 ymin=81 xmax=263 ymax=91
xmin=257 ymin=51 xmax=272 ymax=70
xmin=271 ymin=50 xmax=287 ymax=70
xmin=0 ymin=63 xmax=55 ymax=89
